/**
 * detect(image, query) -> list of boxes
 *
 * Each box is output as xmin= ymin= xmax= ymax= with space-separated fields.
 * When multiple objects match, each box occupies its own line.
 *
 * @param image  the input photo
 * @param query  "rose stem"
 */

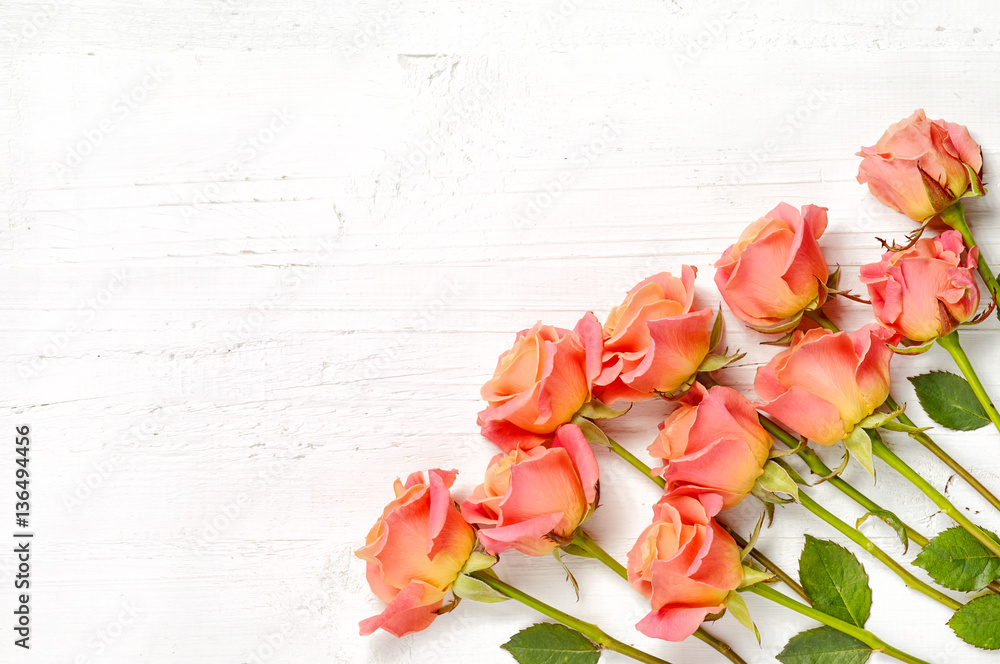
xmin=603 ymin=433 xmax=809 ymax=601
xmin=571 ymin=530 xmax=748 ymax=664
xmin=773 ymin=459 xmax=963 ymax=611
xmin=468 ymin=571 xmax=674 ymax=664
xmin=869 ymin=433 xmax=1000 ymax=560
xmin=940 ymin=201 xmax=1000 ymax=304
xmin=806 ymin=309 xmax=1000 ymax=517
xmin=743 ymin=584 xmax=932 ymax=664
xmin=759 ymin=408 xmax=1000 ymax=595
xmin=937 ymin=330 xmax=1000 ymax=435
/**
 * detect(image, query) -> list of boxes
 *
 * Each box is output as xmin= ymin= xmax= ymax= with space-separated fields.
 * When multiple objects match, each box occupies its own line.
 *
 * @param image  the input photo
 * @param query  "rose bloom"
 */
xmin=860 ymin=230 xmax=980 ymax=343
xmin=596 ymin=267 xmax=714 ymax=404
xmin=627 ymin=490 xmax=742 ymax=642
xmin=649 ymin=383 xmax=772 ymax=509
xmin=857 ymin=110 xmax=983 ymax=222
xmin=714 ymin=203 xmax=830 ymax=332
xmin=461 ymin=423 xmax=599 ymax=556
xmin=755 ymin=325 xmax=897 ymax=446
xmin=479 ymin=313 xmax=602 ymax=452
xmin=357 ymin=469 xmax=477 ymax=637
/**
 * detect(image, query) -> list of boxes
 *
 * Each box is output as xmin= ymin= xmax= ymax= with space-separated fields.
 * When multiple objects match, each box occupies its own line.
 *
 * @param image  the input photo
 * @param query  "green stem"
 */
xmin=606 ymin=435 xmax=666 ymax=489
xmin=603 ymin=435 xmax=808 ymax=601
xmin=762 ymin=412 xmax=1000 ymax=595
xmin=743 ymin=584 xmax=931 ymax=664
xmin=468 ymin=571 xmax=673 ymax=664
xmin=571 ymin=530 xmax=748 ymax=664
xmin=886 ymin=392 xmax=1000 ymax=516
xmin=725 ymin=527 xmax=809 ymax=602
xmin=940 ymin=200 xmax=1000 ymax=304
xmin=805 ymin=310 xmax=1000 ymax=520
xmin=937 ymin=330 xmax=1000 ymax=435
xmin=789 ymin=480 xmax=963 ymax=611
xmin=760 ymin=417 xmax=929 ymax=547
xmin=870 ymin=434 xmax=1000 ymax=561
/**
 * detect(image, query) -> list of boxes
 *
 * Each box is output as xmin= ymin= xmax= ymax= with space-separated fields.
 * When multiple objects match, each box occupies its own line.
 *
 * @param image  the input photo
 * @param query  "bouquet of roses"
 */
xmin=355 ymin=111 xmax=1000 ymax=664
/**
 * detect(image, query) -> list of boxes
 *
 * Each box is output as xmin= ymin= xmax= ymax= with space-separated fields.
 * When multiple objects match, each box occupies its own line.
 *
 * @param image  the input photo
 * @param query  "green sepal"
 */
xmin=842 ymin=427 xmax=876 ymax=480
xmin=569 ymin=415 xmax=611 ymax=447
xmin=856 ymin=509 xmax=909 ymax=554
xmin=751 ymin=460 xmax=799 ymax=504
xmin=575 ymin=400 xmax=630 ymax=421
xmin=726 ymin=591 xmax=760 ymax=644
xmin=739 ymin=565 xmax=776 ymax=589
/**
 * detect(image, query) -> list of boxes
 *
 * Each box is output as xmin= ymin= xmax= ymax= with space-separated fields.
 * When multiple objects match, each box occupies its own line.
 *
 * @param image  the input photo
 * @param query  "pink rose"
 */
xmin=714 ymin=203 xmax=830 ymax=332
xmin=627 ymin=490 xmax=742 ymax=642
xmin=479 ymin=313 xmax=603 ymax=452
xmin=461 ymin=424 xmax=599 ymax=556
xmin=857 ymin=110 xmax=983 ymax=222
xmin=755 ymin=325 xmax=897 ymax=446
xmin=860 ymin=230 xmax=980 ymax=343
xmin=649 ymin=383 xmax=772 ymax=509
xmin=596 ymin=267 xmax=714 ymax=403
xmin=357 ymin=469 xmax=477 ymax=637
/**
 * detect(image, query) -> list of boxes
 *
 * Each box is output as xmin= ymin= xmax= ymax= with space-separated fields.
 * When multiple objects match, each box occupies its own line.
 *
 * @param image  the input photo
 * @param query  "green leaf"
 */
xmin=842 ymin=427 xmax=875 ymax=480
xmin=949 ymin=594 xmax=1000 ymax=649
xmin=913 ymin=526 xmax=1000 ymax=592
xmin=908 ymin=371 xmax=990 ymax=431
xmin=856 ymin=509 xmax=909 ymax=554
xmin=501 ymin=623 xmax=601 ymax=664
xmin=799 ymin=536 xmax=872 ymax=627
xmin=777 ymin=627 xmax=872 ymax=664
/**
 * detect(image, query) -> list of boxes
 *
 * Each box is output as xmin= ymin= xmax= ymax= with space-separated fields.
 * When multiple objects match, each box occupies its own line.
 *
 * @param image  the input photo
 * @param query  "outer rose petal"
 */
xmin=476 ymin=417 xmax=550 ymax=453
xmin=359 ymin=580 xmax=445 ymax=637
xmin=624 ymin=309 xmax=714 ymax=394
xmin=475 ymin=513 xmax=564 ymax=556
xmin=759 ymin=385 xmax=850 ymax=446
xmin=636 ymin=605 xmax=723 ymax=643
xmin=553 ymin=423 xmax=600 ymax=506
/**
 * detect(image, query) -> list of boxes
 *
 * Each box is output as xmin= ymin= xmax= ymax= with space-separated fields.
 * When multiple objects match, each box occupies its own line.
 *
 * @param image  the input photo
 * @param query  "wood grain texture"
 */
xmin=4 ymin=1 xmax=1000 ymax=661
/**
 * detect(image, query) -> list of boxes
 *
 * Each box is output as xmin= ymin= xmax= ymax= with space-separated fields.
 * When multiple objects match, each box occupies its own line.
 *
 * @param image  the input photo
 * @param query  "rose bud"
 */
xmin=478 ymin=313 xmax=603 ymax=452
xmin=461 ymin=423 xmax=599 ymax=556
xmin=627 ymin=490 xmax=742 ymax=642
xmin=357 ymin=469 xmax=477 ymax=637
xmin=714 ymin=203 xmax=830 ymax=333
xmin=860 ymin=230 xmax=980 ymax=343
xmin=755 ymin=325 xmax=897 ymax=447
xmin=596 ymin=267 xmax=715 ymax=404
xmin=857 ymin=110 xmax=984 ymax=223
xmin=649 ymin=383 xmax=772 ymax=509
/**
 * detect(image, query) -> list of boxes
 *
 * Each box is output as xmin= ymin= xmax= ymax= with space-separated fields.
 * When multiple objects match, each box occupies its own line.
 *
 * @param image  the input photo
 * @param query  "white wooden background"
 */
xmin=5 ymin=1 xmax=1000 ymax=662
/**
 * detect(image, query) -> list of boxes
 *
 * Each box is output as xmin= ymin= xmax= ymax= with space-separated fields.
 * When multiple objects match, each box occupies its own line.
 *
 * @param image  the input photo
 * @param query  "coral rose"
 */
xmin=649 ymin=383 xmax=772 ymax=509
xmin=461 ymin=423 xmax=599 ymax=556
xmin=860 ymin=230 xmax=980 ymax=343
xmin=857 ymin=110 xmax=983 ymax=222
xmin=755 ymin=325 xmax=897 ymax=446
xmin=714 ymin=203 xmax=830 ymax=332
xmin=357 ymin=469 xmax=477 ymax=637
xmin=479 ymin=313 xmax=603 ymax=452
xmin=596 ymin=267 xmax=714 ymax=404
xmin=627 ymin=490 xmax=742 ymax=642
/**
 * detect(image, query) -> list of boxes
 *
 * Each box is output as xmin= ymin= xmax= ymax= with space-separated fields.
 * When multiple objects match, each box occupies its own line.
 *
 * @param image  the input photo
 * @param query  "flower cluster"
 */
xmin=356 ymin=111 xmax=1000 ymax=662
